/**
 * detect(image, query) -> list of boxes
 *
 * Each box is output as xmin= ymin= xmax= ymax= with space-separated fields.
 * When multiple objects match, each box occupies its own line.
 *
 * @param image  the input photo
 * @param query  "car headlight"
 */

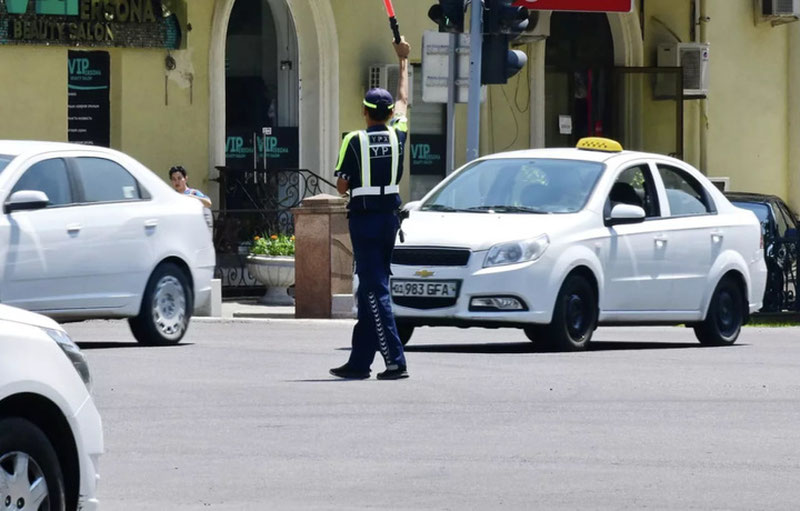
xmin=45 ymin=328 xmax=92 ymax=391
xmin=484 ymin=234 xmax=550 ymax=268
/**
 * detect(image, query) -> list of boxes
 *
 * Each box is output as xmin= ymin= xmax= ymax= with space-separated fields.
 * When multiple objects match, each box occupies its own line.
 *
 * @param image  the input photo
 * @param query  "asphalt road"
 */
xmin=68 ymin=319 xmax=800 ymax=510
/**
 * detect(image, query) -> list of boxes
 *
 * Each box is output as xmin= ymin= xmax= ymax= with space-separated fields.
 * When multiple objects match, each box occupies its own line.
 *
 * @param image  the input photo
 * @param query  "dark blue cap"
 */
xmin=363 ymin=88 xmax=394 ymax=111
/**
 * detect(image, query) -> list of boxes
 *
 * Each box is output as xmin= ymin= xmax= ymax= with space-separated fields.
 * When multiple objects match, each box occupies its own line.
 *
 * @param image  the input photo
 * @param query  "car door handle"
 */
xmin=66 ymin=223 xmax=82 ymax=233
xmin=144 ymin=219 xmax=159 ymax=229
xmin=711 ymin=230 xmax=724 ymax=243
xmin=653 ymin=234 xmax=668 ymax=246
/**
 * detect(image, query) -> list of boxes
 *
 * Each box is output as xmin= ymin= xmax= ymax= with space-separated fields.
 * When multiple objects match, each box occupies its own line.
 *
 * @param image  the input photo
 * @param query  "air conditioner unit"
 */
xmin=759 ymin=0 xmax=800 ymax=25
xmin=657 ymin=42 xmax=710 ymax=99
xmin=708 ymin=177 xmax=730 ymax=192
xmin=763 ymin=0 xmax=800 ymax=16
xmin=368 ymin=64 xmax=414 ymax=107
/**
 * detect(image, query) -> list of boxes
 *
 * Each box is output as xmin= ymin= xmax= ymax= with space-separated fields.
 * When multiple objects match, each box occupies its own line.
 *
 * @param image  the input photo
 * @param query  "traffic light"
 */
xmin=481 ymin=0 xmax=530 ymax=84
xmin=428 ymin=0 xmax=465 ymax=33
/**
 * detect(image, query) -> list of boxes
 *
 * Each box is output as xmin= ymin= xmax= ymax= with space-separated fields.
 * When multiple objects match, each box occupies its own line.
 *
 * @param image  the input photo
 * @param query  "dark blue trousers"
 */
xmin=347 ymin=212 xmax=407 ymax=371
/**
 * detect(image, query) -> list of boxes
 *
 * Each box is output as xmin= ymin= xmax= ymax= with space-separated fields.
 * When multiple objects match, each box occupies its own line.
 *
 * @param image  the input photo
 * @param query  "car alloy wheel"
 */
xmin=0 ymin=451 xmax=50 ymax=511
xmin=130 ymin=262 xmax=192 ymax=345
xmin=0 ymin=418 xmax=65 ymax=511
xmin=152 ymin=275 xmax=187 ymax=341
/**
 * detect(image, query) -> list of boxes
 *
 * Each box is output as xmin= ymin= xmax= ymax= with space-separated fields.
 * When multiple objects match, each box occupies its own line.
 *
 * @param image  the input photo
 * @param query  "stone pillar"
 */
xmin=292 ymin=194 xmax=352 ymax=318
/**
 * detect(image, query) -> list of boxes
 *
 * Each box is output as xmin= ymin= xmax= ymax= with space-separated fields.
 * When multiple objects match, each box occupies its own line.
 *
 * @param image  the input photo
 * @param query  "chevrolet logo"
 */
xmin=414 ymin=269 xmax=435 ymax=278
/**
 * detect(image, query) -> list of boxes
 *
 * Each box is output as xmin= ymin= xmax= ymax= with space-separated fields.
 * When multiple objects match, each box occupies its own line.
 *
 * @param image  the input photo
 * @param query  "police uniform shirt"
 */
xmin=334 ymin=115 xmax=409 ymax=212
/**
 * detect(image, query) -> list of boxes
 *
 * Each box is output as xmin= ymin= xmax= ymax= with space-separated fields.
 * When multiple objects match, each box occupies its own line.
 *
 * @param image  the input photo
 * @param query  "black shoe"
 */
xmin=329 ymin=364 xmax=370 ymax=379
xmin=376 ymin=365 xmax=409 ymax=380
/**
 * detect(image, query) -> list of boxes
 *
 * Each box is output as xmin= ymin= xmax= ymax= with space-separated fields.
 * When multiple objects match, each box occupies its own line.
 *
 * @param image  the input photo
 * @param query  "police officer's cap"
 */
xmin=363 ymin=88 xmax=394 ymax=113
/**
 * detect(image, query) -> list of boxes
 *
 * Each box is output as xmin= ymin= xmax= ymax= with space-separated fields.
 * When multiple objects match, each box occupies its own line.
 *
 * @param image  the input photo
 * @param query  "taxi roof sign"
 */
xmin=576 ymin=137 xmax=623 ymax=153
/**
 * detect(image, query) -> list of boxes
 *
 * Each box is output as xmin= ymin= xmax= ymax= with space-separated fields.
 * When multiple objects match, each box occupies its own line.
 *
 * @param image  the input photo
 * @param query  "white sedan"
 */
xmin=0 ymin=141 xmax=215 ymax=345
xmin=392 ymin=138 xmax=768 ymax=351
xmin=0 ymin=304 xmax=103 ymax=510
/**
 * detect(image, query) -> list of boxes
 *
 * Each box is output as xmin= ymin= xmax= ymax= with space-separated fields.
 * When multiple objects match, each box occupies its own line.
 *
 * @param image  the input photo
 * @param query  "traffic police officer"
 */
xmin=329 ymin=35 xmax=411 ymax=380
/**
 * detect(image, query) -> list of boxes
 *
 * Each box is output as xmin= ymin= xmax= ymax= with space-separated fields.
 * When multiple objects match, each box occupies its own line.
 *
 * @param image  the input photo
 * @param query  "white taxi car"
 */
xmin=0 ymin=141 xmax=215 ymax=345
xmin=392 ymin=138 xmax=767 ymax=351
xmin=1 ymin=304 xmax=103 ymax=510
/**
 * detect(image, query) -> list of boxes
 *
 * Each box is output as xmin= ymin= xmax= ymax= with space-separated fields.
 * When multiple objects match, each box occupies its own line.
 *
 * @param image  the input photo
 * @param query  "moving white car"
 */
xmin=392 ymin=138 xmax=768 ymax=351
xmin=0 ymin=304 xmax=103 ymax=510
xmin=0 ymin=141 xmax=215 ymax=345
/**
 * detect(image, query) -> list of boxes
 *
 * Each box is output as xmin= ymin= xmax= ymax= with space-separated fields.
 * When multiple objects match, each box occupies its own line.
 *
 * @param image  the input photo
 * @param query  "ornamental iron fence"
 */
xmin=211 ymin=167 xmax=337 ymax=296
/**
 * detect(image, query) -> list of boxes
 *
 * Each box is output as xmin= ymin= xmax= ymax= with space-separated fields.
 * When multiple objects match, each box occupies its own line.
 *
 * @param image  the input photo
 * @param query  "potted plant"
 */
xmin=246 ymin=234 xmax=296 ymax=305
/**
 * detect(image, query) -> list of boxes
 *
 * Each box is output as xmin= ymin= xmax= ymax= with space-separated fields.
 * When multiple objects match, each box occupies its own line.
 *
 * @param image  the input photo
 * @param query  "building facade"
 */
xmin=1 ymin=0 xmax=798 ymax=213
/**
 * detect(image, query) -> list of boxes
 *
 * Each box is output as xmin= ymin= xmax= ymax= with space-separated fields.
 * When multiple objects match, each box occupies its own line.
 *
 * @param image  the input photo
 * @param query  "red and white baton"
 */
xmin=382 ymin=0 xmax=402 ymax=44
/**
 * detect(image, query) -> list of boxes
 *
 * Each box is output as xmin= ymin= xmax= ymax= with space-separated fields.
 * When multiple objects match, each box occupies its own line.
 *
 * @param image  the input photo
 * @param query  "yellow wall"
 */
xmin=705 ymin=1 xmax=789 ymax=198
xmin=0 ymin=1 xmax=213 ymax=193
xmin=0 ymin=46 xmax=68 ymax=141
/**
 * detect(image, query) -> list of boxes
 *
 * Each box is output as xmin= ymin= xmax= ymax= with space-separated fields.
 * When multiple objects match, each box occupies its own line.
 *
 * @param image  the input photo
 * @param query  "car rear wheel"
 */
xmin=129 ymin=262 xmax=192 ymax=345
xmin=397 ymin=323 xmax=414 ymax=346
xmin=694 ymin=277 xmax=744 ymax=346
xmin=541 ymin=274 xmax=597 ymax=351
xmin=0 ymin=418 xmax=66 ymax=511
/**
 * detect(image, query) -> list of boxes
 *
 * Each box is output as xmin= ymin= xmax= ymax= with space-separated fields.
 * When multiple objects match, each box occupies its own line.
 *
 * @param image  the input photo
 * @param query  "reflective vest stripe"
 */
xmin=358 ymin=131 xmax=371 ymax=187
xmin=388 ymin=127 xmax=399 ymax=187
xmin=336 ymin=131 xmax=359 ymax=171
xmin=352 ymin=128 xmax=401 ymax=197
xmin=351 ymin=185 xmax=400 ymax=197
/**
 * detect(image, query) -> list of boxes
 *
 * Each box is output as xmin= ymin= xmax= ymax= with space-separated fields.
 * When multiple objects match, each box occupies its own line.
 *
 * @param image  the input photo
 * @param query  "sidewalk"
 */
xmin=220 ymin=294 xmax=357 ymax=320
xmin=221 ymin=298 xmax=296 ymax=319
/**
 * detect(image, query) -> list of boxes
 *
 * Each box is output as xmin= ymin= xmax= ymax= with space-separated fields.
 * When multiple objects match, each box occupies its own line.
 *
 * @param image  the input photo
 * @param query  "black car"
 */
xmin=726 ymin=192 xmax=799 ymax=312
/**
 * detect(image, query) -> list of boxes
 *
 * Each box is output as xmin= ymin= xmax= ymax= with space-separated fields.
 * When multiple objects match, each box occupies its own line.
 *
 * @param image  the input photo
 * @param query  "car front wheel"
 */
xmin=541 ymin=274 xmax=597 ymax=351
xmin=694 ymin=277 xmax=744 ymax=346
xmin=130 ymin=262 xmax=192 ymax=345
xmin=0 ymin=418 xmax=66 ymax=511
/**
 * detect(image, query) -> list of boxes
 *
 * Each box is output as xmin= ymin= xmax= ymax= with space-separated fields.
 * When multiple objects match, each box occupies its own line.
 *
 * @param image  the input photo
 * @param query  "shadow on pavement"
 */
xmin=404 ymin=340 xmax=744 ymax=354
xmin=76 ymin=342 xmax=194 ymax=350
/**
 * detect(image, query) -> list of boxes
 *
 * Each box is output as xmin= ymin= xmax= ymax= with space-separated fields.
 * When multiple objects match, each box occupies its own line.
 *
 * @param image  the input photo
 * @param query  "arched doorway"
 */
xmin=209 ymin=0 xmax=339 ymax=188
xmin=208 ymin=0 xmax=339 ymax=294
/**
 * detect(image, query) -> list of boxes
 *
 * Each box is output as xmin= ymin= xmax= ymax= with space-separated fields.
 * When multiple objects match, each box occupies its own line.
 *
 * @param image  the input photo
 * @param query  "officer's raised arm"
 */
xmin=393 ymin=36 xmax=410 ymax=117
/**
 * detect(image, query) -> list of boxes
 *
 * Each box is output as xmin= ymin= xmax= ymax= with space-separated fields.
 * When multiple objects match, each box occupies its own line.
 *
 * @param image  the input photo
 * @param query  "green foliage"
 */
xmin=249 ymin=233 xmax=295 ymax=257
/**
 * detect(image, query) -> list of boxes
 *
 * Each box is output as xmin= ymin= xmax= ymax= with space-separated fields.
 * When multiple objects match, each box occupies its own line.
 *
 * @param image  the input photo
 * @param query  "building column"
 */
xmin=789 ymin=23 xmax=800 ymax=212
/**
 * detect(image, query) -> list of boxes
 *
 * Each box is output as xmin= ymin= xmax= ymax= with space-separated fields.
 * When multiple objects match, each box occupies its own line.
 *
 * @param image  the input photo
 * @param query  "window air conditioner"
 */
xmin=657 ymin=42 xmax=710 ymax=99
xmin=760 ymin=0 xmax=800 ymax=25
xmin=368 ymin=64 xmax=414 ymax=107
xmin=763 ymin=0 xmax=800 ymax=17
xmin=708 ymin=177 xmax=730 ymax=192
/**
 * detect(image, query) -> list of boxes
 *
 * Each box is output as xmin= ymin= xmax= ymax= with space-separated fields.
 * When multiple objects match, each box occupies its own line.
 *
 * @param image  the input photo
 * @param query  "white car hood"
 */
xmin=0 ymin=304 xmax=62 ymax=331
xmin=399 ymin=211 xmax=586 ymax=250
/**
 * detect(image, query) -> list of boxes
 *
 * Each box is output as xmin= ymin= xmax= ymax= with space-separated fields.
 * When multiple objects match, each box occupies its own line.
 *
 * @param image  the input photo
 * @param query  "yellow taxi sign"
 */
xmin=576 ymin=137 xmax=623 ymax=153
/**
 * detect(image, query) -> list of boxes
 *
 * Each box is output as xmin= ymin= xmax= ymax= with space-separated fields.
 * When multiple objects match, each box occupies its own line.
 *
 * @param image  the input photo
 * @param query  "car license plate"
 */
xmin=391 ymin=279 xmax=458 ymax=298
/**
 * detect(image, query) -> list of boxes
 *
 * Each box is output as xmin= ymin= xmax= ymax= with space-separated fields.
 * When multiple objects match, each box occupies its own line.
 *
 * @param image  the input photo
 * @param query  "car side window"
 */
xmin=773 ymin=202 xmax=791 ymax=238
xmin=73 ymin=157 xmax=142 ymax=203
xmin=656 ymin=164 xmax=713 ymax=216
xmin=609 ymin=165 xmax=660 ymax=218
xmin=11 ymin=158 xmax=73 ymax=207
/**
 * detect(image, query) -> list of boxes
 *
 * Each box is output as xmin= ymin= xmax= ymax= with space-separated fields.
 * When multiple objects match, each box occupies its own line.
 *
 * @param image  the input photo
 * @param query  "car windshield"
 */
xmin=0 ymin=154 xmax=12 ymax=174
xmin=422 ymin=158 xmax=605 ymax=214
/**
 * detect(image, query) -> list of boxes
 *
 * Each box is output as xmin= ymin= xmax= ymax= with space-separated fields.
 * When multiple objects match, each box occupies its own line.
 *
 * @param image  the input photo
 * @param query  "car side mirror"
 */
xmin=400 ymin=200 xmax=422 ymax=220
xmin=4 ymin=190 xmax=50 ymax=214
xmin=606 ymin=203 xmax=646 ymax=226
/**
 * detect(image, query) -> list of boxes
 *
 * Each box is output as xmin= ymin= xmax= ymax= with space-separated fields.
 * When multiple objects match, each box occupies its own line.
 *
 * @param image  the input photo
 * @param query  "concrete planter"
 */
xmin=246 ymin=255 xmax=296 ymax=305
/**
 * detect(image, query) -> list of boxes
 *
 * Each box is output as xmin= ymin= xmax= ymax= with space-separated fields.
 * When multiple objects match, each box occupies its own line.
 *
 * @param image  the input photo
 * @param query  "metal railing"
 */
xmin=211 ymin=167 xmax=337 ymax=295
xmin=762 ymin=236 xmax=799 ymax=313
